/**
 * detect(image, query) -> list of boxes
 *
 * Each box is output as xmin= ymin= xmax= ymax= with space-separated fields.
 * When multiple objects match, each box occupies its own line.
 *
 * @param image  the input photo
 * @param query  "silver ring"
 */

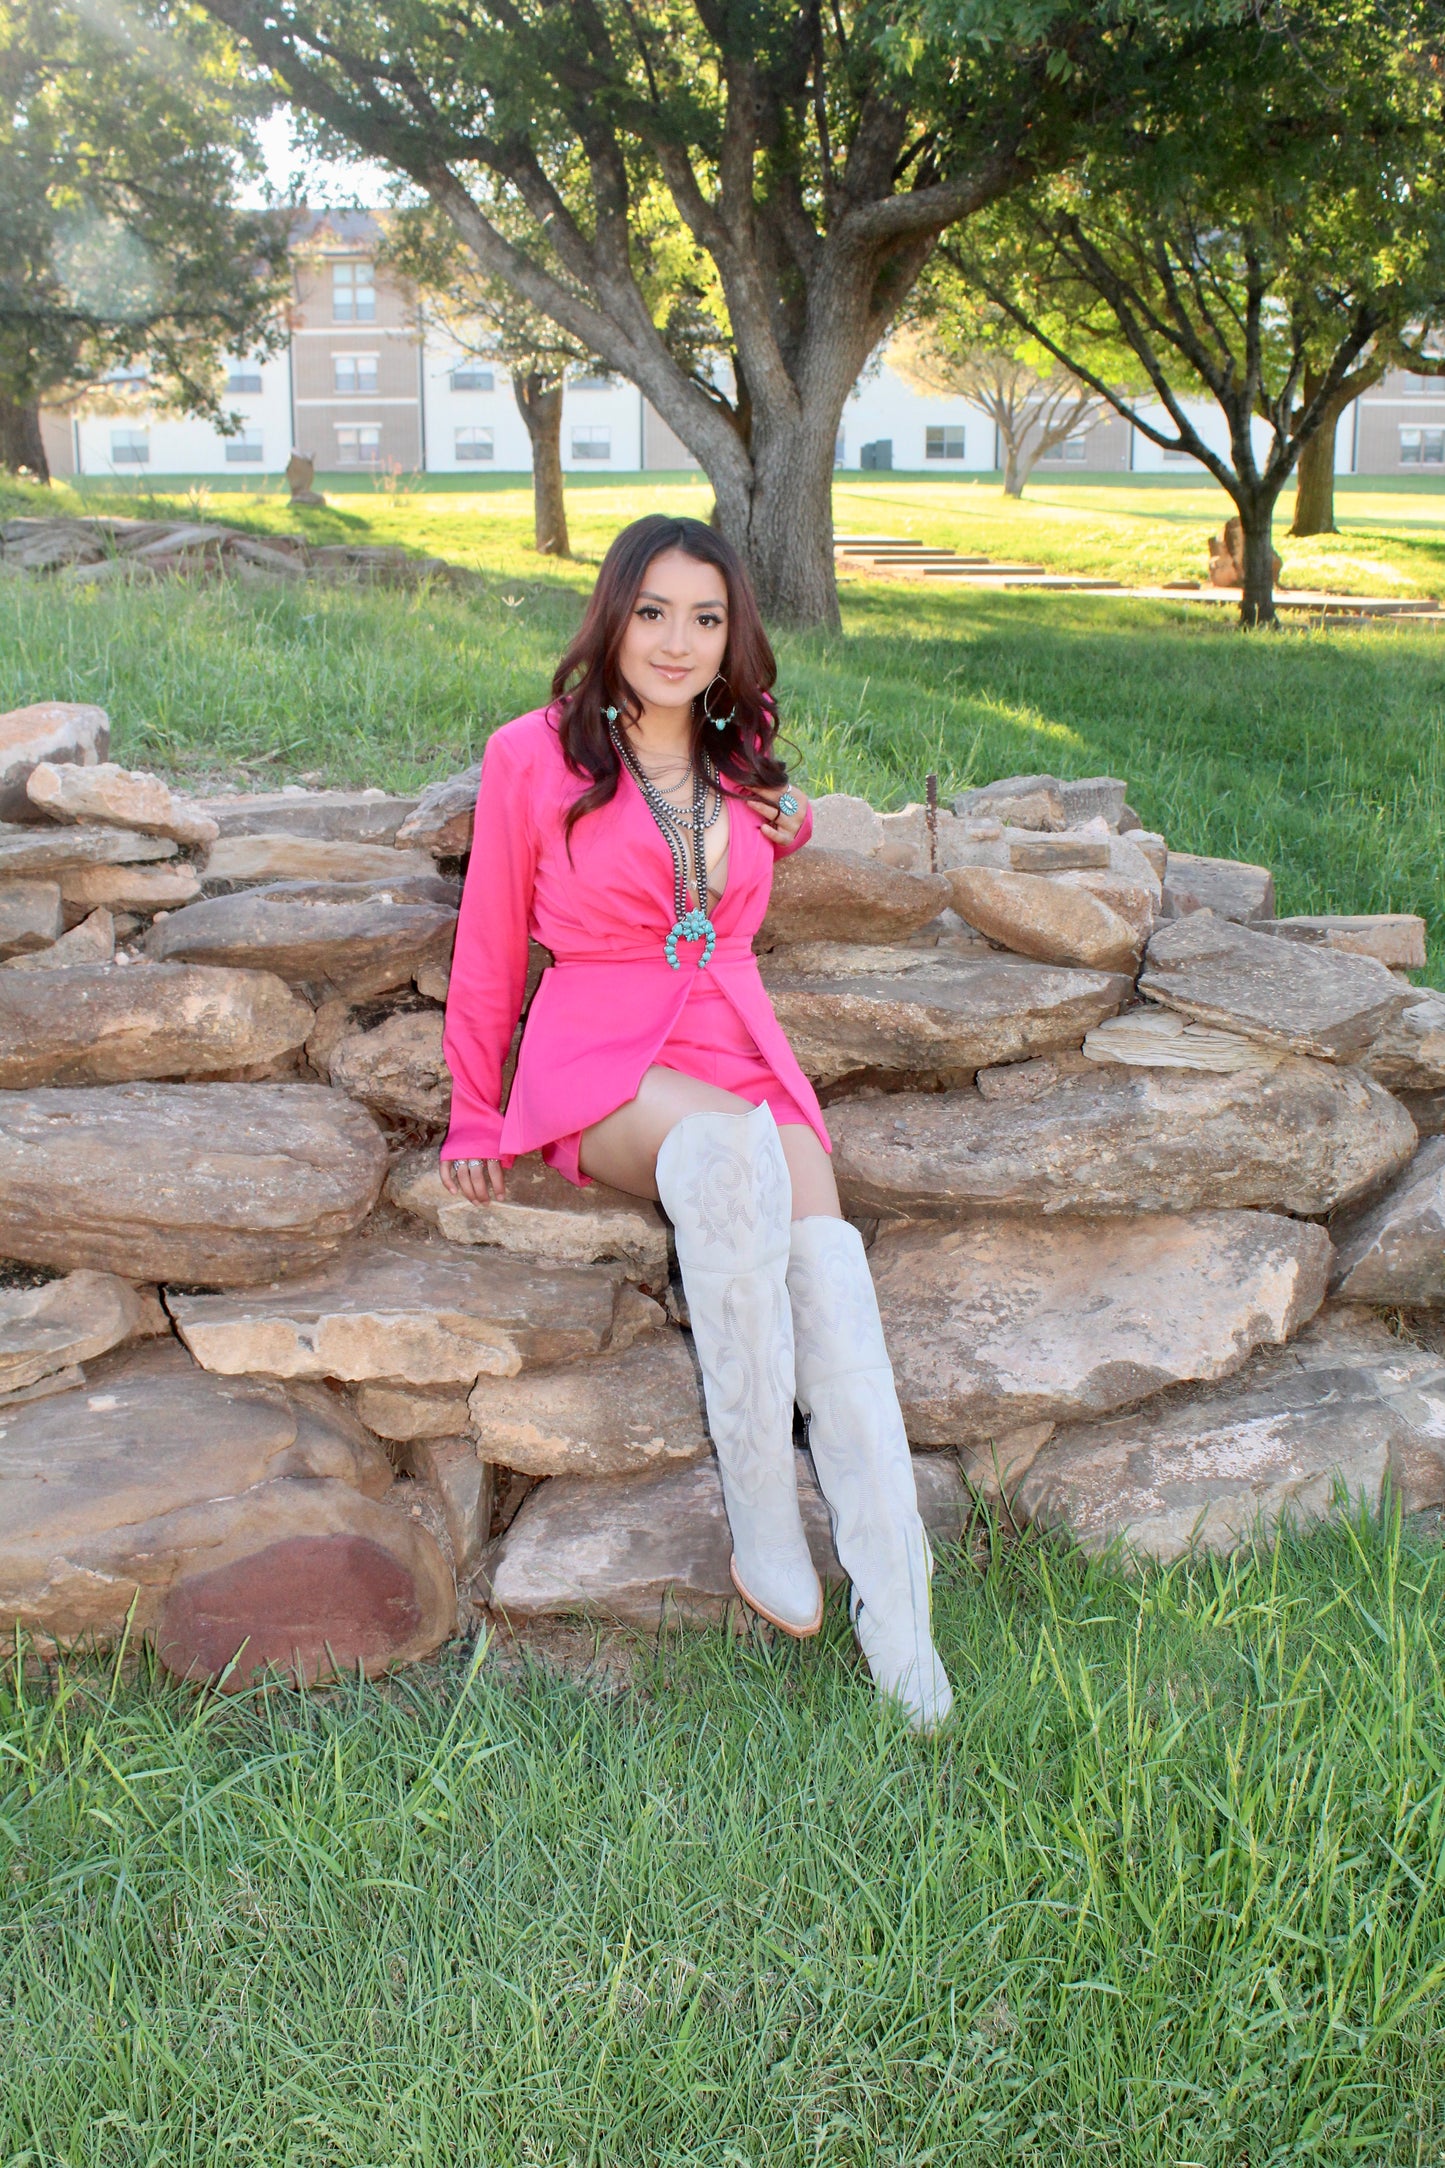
xmin=778 ymin=791 xmax=799 ymax=816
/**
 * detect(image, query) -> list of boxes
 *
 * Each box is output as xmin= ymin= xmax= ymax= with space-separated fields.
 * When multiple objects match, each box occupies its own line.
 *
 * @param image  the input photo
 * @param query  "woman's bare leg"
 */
xmin=579 ymin=1065 xmax=842 ymax=1218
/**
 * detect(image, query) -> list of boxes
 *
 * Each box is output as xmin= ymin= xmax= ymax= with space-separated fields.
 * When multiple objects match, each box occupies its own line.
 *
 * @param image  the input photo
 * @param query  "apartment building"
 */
xmin=39 ymin=209 xmax=1445 ymax=481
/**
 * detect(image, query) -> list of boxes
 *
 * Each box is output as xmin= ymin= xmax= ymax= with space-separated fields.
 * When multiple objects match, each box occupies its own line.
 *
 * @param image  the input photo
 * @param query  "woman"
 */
xmin=439 ymin=514 xmax=953 ymax=1732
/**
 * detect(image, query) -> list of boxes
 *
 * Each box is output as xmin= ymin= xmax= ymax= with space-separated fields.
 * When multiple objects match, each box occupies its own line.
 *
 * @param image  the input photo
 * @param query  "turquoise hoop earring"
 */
xmin=701 ymin=674 xmax=735 ymax=733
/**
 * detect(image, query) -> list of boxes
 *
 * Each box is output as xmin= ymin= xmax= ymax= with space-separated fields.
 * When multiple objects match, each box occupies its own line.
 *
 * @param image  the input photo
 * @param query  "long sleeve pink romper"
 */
xmin=439 ymin=704 xmax=831 ymax=1187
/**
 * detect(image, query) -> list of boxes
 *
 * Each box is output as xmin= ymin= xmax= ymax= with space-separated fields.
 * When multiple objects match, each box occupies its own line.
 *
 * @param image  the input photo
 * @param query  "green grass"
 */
xmin=4 ymin=1509 xmax=1444 ymax=2165
xmin=4 ymin=477 xmax=1445 ymax=974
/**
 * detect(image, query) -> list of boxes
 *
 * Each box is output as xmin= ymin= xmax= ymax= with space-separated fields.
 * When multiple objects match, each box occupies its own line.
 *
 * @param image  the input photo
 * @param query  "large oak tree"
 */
xmin=194 ymin=0 xmax=1249 ymax=625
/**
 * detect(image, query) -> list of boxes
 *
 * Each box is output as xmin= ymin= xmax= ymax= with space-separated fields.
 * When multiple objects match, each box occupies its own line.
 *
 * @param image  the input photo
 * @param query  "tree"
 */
xmin=384 ymin=193 xmax=727 ymax=556
xmin=0 ymin=0 xmax=292 ymax=482
xmin=892 ymin=299 xmax=1112 ymax=497
xmin=951 ymin=4 xmax=1445 ymax=623
xmin=193 ymin=0 xmax=1250 ymax=627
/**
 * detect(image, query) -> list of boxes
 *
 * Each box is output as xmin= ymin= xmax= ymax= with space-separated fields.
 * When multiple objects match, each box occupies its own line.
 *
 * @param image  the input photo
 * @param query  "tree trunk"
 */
xmin=1001 ymin=436 xmax=1024 ymax=497
xmin=715 ymin=415 xmax=842 ymax=631
xmin=1290 ymin=421 xmax=1340 ymax=537
xmin=1236 ymin=497 xmax=1280 ymax=628
xmin=512 ymin=372 xmax=570 ymax=557
xmin=0 ymin=394 xmax=50 ymax=482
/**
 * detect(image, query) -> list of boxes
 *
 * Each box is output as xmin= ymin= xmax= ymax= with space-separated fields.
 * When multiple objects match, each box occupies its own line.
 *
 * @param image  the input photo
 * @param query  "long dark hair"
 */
xmin=552 ymin=515 xmax=787 ymax=841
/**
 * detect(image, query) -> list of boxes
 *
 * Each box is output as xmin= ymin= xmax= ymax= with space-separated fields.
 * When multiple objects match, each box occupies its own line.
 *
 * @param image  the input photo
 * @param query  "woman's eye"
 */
xmin=697 ymin=613 xmax=724 ymax=628
xmin=636 ymin=605 xmax=662 ymax=620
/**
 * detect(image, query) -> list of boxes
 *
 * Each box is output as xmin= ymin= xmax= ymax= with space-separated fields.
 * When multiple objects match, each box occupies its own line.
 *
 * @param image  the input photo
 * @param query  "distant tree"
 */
xmin=955 ymin=4 xmax=1445 ymax=624
xmin=1289 ymin=337 xmax=1445 ymax=538
xmin=193 ymin=0 xmax=1259 ymax=627
xmin=384 ymin=194 xmax=727 ymax=557
xmin=0 ymin=0 xmax=291 ymax=482
xmin=892 ymin=300 xmax=1113 ymax=497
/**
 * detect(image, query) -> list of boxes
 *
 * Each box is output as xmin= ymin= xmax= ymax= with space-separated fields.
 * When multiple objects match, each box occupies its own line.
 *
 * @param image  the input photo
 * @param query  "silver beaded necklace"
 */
xmin=608 ymin=719 xmax=722 ymax=969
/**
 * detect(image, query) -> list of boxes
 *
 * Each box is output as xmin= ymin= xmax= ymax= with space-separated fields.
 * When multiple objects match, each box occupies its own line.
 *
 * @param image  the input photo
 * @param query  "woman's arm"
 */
xmin=439 ymin=728 xmax=539 ymax=1196
xmin=742 ymin=789 xmax=813 ymax=856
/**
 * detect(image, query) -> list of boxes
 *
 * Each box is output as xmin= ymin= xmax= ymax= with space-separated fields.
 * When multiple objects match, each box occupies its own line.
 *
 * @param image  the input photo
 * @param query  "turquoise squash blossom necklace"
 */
xmin=608 ymin=716 xmax=722 ymax=969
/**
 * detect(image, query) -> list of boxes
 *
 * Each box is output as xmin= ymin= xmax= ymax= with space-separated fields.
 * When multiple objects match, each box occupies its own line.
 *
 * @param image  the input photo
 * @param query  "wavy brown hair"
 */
xmin=551 ymin=515 xmax=787 ymax=841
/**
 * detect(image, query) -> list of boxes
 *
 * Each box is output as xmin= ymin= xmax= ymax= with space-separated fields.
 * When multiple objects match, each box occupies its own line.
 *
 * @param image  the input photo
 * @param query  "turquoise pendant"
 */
xmin=665 ymin=907 xmax=716 ymax=970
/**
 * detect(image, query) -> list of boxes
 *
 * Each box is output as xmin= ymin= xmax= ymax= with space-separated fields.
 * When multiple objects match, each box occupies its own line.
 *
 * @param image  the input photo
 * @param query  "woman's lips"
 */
xmin=651 ymin=666 xmax=692 ymax=682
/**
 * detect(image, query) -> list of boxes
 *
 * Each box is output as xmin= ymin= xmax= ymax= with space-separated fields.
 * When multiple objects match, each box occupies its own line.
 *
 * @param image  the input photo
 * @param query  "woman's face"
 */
xmin=616 ymin=548 xmax=730 ymax=717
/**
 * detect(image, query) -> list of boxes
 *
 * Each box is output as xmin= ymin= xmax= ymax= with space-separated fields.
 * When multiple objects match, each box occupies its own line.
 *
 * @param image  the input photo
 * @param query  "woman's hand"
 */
xmin=439 ymin=1155 xmax=506 ymax=1204
xmin=743 ymin=784 xmax=809 ymax=848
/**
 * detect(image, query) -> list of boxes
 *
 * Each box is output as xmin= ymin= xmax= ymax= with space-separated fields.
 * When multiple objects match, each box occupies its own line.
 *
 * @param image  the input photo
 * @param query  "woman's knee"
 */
xmin=779 ymin=1125 xmax=842 ymax=1220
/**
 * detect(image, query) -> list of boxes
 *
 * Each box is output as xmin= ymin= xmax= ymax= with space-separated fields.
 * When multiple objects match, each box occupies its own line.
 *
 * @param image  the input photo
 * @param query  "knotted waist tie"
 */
xmin=548 ymin=936 xmax=758 ymax=970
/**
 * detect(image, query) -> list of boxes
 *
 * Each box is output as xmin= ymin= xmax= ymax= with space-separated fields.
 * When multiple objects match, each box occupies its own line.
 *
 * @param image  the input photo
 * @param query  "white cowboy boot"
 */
xmin=655 ymin=1103 xmax=823 ymax=1637
xmin=787 ymin=1215 xmax=954 ymax=1732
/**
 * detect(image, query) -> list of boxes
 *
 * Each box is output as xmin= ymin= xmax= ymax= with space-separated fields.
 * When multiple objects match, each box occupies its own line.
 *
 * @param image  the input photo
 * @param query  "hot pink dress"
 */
xmin=440 ymin=704 xmax=830 ymax=1187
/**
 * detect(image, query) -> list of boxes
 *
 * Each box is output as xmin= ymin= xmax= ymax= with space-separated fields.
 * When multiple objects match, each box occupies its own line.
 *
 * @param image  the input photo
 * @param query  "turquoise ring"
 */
xmin=778 ymin=791 xmax=799 ymax=816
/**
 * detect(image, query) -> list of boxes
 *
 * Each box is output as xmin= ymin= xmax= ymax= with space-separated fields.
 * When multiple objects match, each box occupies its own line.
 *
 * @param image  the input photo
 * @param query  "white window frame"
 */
xmin=570 ymin=424 xmax=612 ymax=461
xmin=226 ymin=364 xmax=263 ymax=394
xmin=333 ymin=353 xmax=379 ymax=395
xmin=110 ymin=429 xmax=150 ymax=464
xmin=450 ymin=364 xmax=496 ymax=392
xmin=224 ymin=430 xmax=264 ymax=464
xmin=1400 ymin=425 xmax=1445 ymax=465
xmin=925 ymin=425 xmax=966 ymax=461
xmin=1041 ymin=435 xmax=1089 ymax=464
xmin=334 ymin=423 xmax=383 ymax=467
xmin=332 ymin=261 xmax=376 ymax=324
xmin=455 ymin=426 xmax=495 ymax=462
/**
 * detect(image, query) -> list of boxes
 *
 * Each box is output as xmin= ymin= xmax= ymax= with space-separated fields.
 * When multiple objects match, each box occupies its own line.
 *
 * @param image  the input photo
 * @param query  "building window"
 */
xmin=334 ymin=424 xmax=383 ymax=466
xmin=571 ymin=425 xmax=611 ymax=461
xmin=925 ymin=425 xmax=965 ymax=460
xmin=1041 ymin=436 xmax=1089 ymax=464
xmin=1400 ymin=426 xmax=1445 ymax=464
xmin=334 ymin=354 xmax=378 ymax=395
xmin=110 ymin=429 xmax=150 ymax=464
xmin=225 ymin=430 xmax=264 ymax=463
xmin=456 ymin=426 xmax=494 ymax=462
xmin=1162 ymin=445 xmax=1199 ymax=464
xmin=332 ymin=261 xmax=376 ymax=323
xmin=1398 ymin=373 xmax=1445 ymax=396
xmin=451 ymin=364 xmax=495 ymax=391
xmin=570 ymin=372 xmax=613 ymax=391
xmin=226 ymin=364 xmax=263 ymax=393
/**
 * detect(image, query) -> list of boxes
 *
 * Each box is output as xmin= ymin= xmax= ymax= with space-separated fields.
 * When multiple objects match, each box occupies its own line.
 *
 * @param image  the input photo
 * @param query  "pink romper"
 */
xmin=440 ymin=705 xmax=830 ymax=1188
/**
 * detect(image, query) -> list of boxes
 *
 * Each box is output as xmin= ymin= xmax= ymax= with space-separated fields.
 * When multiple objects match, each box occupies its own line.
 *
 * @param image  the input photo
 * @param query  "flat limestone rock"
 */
xmin=0 ymin=1344 xmax=450 ymax=1679
xmin=0 ymin=1082 xmax=388 ymax=1284
xmin=145 ymin=877 xmax=458 ymax=999
xmin=168 ymin=1235 xmax=636 ymax=1386
xmin=60 ymin=862 xmax=200 ymax=915
xmin=1163 ymin=851 xmax=1275 ymax=922
xmin=0 ymin=964 xmax=313 ymax=1087
xmin=0 ymin=881 xmax=63 ymax=957
xmin=1254 ymin=914 xmax=1427 ymax=971
xmin=1083 ymin=1006 xmax=1283 ymax=1073
xmin=1363 ymin=991 xmax=1445 ymax=1091
xmin=0 ymin=821 xmax=176 ymax=877
xmin=191 ymin=789 xmax=417 ymax=845
xmin=1052 ymin=868 xmax=1159 ymax=946
xmin=394 ymin=764 xmax=481 ymax=857
xmin=872 ymin=1211 xmax=1330 ymax=1445
xmin=0 ymin=1269 xmax=147 ymax=1394
xmin=468 ymin=1330 xmax=708 ymax=1478
xmin=329 ymin=1009 xmax=451 ymax=1124
xmin=396 ymin=1435 xmax=493 ymax=1582
xmin=0 ymin=702 xmax=109 ymax=821
xmin=484 ymin=1449 xmax=967 ymax=1627
xmin=829 ymin=1061 xmax=1417 ymax=1220
xmin=388 ymin=1146 xmax=670 ymax=1280
xmin=948 ymin=867 xmax=1142 ymax=973
xmin=203 ymin=834 xmax=437 ymax=887
xmin=1 ymin=907 xmax=114 ymax=970
xmin=954 ymin=774 xmax=1067 ymax=831
xmin=1331 ymin=1137 xmax=1445 ymax=1304
xmin=1141 ymin=911 xmax=1408 ymax=1060
xmin=26 ymin=761 xmax=218 ymax=848
xmin=758 ymin=848 xmax=950 ymax=948
xmin=353 ymin=1382 xmax=473 ymax=1440
xmin=808 ymin=793 xmax=885 ymax=856
xmin=757 ymin=946 xmax=1130 ymax=1088
xmin=1011 ymin=1304 xmax=1445 ymax=1559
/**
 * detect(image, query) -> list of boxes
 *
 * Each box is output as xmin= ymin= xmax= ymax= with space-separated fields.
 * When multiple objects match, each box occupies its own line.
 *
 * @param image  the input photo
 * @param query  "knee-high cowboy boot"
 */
xmin=787 ymin=1215 xmax=954 ymax=1731
xmin=655 ymin=1103 xmax=823 ymax=1637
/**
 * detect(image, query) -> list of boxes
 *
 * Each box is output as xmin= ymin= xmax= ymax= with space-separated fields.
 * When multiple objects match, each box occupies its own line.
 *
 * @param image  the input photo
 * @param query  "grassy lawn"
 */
xmin=3 ymin=473 xmax=1445 ymax=2159
xmin=5 ymin=1513 xmax=1444 ymax=2164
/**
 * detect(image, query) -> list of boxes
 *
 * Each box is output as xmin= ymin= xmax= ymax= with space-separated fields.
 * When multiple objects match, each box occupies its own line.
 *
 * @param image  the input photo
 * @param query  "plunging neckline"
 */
xmin=623 ymin=759 xmax=731 ymax=908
